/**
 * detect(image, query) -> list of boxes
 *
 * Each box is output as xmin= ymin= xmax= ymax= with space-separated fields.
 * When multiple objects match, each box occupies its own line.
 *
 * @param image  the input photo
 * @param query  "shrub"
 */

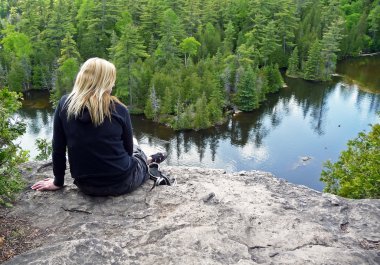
xmin=320 ymin=120 xmax=380 ymax=199
xmin=35 ymin=138 xmax=52 ymax=161
xmin=0 ymin=88 xmax=29 ymax=205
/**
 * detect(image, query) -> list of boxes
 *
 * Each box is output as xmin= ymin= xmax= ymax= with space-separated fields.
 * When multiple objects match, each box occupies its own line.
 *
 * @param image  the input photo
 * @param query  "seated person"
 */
xmin=31 ymin=58 xmax=166 ymax=196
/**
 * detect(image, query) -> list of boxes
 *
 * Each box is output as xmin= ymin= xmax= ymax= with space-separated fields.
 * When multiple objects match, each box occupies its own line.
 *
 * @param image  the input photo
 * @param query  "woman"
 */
xmin=31 ymin=58 xmax=166 ymax=195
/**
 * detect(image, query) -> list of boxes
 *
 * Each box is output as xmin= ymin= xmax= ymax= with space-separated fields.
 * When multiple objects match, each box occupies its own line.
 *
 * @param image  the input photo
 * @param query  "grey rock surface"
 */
xmin=4 ymin=161 xmax=380 ymax=265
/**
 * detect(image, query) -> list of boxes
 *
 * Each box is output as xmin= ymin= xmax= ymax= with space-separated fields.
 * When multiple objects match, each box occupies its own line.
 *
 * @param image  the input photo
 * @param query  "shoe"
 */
xmin=150 ymin=152 xmax=167 ymax=164
xmin=148 ymin=163 xmax=175 ymax=190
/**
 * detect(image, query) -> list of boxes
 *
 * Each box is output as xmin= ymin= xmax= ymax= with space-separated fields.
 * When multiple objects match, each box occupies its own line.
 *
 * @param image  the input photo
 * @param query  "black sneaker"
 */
xmin=148 ymin=163 xmax=175 ymax=190
xmin=150 ymin=152 xmax=167 ymax=164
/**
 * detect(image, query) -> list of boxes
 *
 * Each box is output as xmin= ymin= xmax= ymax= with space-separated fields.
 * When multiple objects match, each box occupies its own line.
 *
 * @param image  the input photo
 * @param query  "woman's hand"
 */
xmin=31 ymin=178 xmax=62 ymax=191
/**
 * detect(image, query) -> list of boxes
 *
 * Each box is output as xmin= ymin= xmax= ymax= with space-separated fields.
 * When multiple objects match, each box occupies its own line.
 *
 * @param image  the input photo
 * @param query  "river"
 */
xmin=15 ymin=55 xmax=380 ymax=191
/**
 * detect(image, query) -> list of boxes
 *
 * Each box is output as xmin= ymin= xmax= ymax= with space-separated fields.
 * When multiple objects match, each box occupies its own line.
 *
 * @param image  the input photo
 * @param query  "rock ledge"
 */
xmin=3 ymin=161 xmax=380 ymax=265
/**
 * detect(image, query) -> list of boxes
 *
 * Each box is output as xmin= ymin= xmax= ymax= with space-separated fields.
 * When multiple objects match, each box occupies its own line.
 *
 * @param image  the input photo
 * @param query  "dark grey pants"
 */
xmin=74 ymin=144 xmax=149 ymax=196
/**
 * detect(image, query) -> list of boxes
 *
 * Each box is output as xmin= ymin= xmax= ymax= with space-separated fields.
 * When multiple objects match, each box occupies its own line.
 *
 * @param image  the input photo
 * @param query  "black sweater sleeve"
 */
xmin=52 ymin=99 xmax=67 ymax=187
xmin=122 ymin=108 xmax=134 ymax=156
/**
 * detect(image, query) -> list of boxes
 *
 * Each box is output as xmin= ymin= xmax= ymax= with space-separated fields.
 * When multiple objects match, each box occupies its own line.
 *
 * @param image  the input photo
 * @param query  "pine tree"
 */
xmin=236 ymin=66 xmax=259 ymax=111
xmin=193 ymin=93 xmax=210 ymax=129
xmin=57 ymin=33 xmax=81 ymax=65
xmin=155 ymin=8 xmax=184 ymax=66
xmin=140 ymin=0 xmax=169 ymax=52
xmin=160 ymin=87 xmax=174 ymax=115
xmin=41 ymin=0 xmax=75 ymax=54
xmin=368 ymin=4 xmax=380 ymax=50
xmin=223 ymin=21 xmax=235 ymax=55
xmin=18 ymin=0 xmax=48 ymax=41
xmin=0 ymin=63 xmax=6 ymax=87
xmin=320 ymin=18 xmax=344 ymax=80
xmin=207 ymin=79 xmax=224 ymax=124
xmin=304 ymin=40 xmax=322 ymax=81
xmin=181 ymin=0 xmax=202 ymax=35
xmin=286 ymin=46 xmax=299 ymax=77
xmin=53 ymin=33 xmax=80 ymax=103
xmin=274 ymin=0 xmax=298 ymax=54
xmin=144 ymin=85 xmax=160 ymax=121
xmin=111 ymin=12 xmax=148 ymax=105
xmin=198 ymin=22 xmax=222 ymax=58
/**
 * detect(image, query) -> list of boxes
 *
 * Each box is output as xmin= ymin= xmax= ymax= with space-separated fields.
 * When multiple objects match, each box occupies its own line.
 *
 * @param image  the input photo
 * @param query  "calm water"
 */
xmin=16 ymin=56 xmax=380 ymax=191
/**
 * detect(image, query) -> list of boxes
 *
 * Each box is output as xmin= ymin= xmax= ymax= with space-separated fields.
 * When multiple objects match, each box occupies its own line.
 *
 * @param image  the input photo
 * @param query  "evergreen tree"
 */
xmin=76 ymin=0 xmax=96 ymax=58
xmin=320 ymin=18 xmax=344 ymax=80
xmin=144 ymin=85 xmax=160 ymax=121
xmin=57 ymin=33 xmax=81 ymax=65
xmin=274 ymin=0 xmax=298 ymax=54
xmin=18 ymin=0 xmax=48 ymax=41
xmin=111 ymin=12 xmax=148 ymax=105
xmin=0 ymin=63 xmax=6 ymax=87
xmin=223 ymin=21 xmax=235 ymax=55
xmin=368 ymin=3 xmax=380 ymax=50
xmin=160 ymin=87 xmax=174 ymax=115
xmin=181 ymin=0 xmax=202 ymax=35
xmin=287 ymin=46 xmax=299 ymax=77
xmin=155 ymin=8 xmax=184 ymax=66
xmin=304 ymin=40 xmax=322 ymax=80
xmin=7 ymin=58 xmax=27 ymax=92
xmin=198 ymin=22 xmax=222 ymax=58
xmin=264 ymin=64 xmax=283 ymax=93
xmin=193 ymin=93 xmax=210 ymax=130
xmin=207 ymin=81 xmax=224 ymax=124
xmin=52 ymin=33 xmax=81 ymax=104
xmin=140 ymin=0 xmax=169 ymax=52
xmin=41 ymin=0 xmax=75 ymax=54
xmin=236 ymin=66 xmax=259 ymax=111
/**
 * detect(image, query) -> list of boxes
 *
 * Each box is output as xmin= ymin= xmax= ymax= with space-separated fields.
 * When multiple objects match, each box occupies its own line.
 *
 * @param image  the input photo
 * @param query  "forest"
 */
xmin=0 ymin=0 xmax=379 ymax=130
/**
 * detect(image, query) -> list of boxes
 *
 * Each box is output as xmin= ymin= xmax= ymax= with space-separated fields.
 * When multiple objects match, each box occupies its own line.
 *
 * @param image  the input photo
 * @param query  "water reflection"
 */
xmin=336 ymin=55 xmax=380 ymax=93
xmin=133 ymin=75 xmax=379 ymax=191
xmin=15 ymin=90 xmax=54 ymax=157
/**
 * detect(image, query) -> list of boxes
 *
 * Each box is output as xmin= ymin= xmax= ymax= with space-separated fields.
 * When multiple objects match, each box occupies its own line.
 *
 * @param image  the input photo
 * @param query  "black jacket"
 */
xmin=52 ymin=95 xmax=135 ymax=187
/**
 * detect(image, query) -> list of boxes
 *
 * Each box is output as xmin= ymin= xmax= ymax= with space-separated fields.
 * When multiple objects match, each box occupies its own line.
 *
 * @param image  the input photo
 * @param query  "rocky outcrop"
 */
xmin=3 ymin=161 xmax=380 ymax=264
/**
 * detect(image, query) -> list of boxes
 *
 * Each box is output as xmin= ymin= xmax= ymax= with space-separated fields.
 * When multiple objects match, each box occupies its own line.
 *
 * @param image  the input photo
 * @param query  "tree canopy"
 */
xmin=0 ymin=0 xmax=378 ymax=129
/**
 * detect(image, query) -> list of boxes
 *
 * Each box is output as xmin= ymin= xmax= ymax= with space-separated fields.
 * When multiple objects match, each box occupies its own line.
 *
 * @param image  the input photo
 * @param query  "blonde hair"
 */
xmin=65 ymin=57 xmax=121 ymax=126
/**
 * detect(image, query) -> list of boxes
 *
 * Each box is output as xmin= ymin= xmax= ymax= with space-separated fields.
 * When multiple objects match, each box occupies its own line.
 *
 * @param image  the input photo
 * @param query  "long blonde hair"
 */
xmin=65 ymin=57 xmax=121 ymax=126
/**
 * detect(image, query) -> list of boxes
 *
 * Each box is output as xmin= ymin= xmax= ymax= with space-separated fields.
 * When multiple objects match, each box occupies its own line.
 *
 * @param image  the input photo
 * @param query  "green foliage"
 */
xmin=264 ymin=64 xmax=284 ymax=93
xmin=236 ymin=66 xmax=259 ymax=112
xmin=198 ymin=22 xmax=221 ymax=58
xmin=321 ymin=121 xmax=380 ymax=199
xmin=320 ymin=18 xmax=344 ymax=80
xmin=223 ymin=21 xmax=236 ymax=55
xmin=0 ymin=0 xmax=379 ymax=130
xmin=1 ymin=27 xmax=32 ymax=58
xmin=179 ymin=37 xmax=201 ymax=67
xmin=287 ymin=47 xmax=300 ymax=77
xmin=193 ymin=93 xmax=210 ymax=130
xmin=144 ymin=85 xmax=160 ymax=121
xmin=35 ymin=138 xmax=52 ymax=161
xmin=0 ymin=88 xmax=28 ymax=205
xmin=304 ymin=40 xmax=322 ymax=80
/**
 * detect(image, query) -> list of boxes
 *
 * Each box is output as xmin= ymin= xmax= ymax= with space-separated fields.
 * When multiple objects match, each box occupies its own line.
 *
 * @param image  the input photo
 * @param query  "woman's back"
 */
xmin=55 ymin=95 xmax=135 ymax=187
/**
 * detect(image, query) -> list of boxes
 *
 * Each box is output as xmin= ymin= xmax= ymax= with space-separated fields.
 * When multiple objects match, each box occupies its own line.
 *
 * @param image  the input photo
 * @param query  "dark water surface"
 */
xmin=16 ymin=56 xmax=380 ymax=191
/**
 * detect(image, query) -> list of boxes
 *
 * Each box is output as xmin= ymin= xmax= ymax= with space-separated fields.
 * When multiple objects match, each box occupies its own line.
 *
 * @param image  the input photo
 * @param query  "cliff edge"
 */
xmin=3 ymin=161 xmax=380 ymax=264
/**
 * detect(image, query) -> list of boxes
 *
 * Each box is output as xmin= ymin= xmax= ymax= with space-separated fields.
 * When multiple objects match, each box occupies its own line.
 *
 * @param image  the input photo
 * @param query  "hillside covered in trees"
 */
xmin=0 ymin=0 xmax=379 ymax=130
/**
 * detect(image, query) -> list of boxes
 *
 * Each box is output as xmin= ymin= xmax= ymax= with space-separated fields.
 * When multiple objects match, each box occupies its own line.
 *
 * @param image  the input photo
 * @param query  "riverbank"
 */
xmin=359 ymin=52 xmax=380 ymax=57
xmin=2 ymin=161 xmax=379 ymax=264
